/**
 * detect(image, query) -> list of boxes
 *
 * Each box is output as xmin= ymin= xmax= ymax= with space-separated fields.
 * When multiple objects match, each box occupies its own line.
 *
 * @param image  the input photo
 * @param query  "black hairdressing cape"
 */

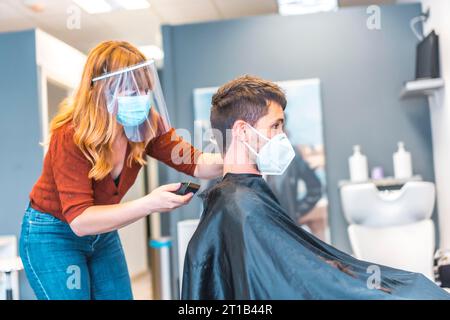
xmin=181 ymin=173 xmax=450 ymax=300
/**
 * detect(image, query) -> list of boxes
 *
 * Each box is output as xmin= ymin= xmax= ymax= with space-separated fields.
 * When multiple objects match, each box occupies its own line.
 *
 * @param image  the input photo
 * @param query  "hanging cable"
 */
xmin=410 ymin=9 xmax=430 ymax=42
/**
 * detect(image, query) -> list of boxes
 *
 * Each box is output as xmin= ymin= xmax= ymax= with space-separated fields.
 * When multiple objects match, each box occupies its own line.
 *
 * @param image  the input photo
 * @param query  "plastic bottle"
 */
xmin=349 ymin=145 xmax=369 ymax=182
xmin=393 ymin=141 xmax=413 ymax=179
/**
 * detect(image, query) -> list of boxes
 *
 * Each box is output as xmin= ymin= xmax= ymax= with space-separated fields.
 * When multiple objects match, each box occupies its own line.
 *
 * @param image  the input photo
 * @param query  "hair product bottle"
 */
xmin=393 ymin=141 xmax=413 ymax=179
xmin=349 ymin=145 xmax=368 ymax=182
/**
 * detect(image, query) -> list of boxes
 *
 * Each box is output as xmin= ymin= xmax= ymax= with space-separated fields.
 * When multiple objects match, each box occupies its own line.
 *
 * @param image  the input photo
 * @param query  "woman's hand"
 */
xmin=144 ymin=183 xmax=194 ymax=213
xmin=70 ymin=182 xmax=193 ymax=237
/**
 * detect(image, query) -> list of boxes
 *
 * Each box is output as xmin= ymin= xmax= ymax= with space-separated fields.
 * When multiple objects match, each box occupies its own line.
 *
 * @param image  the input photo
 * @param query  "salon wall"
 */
xmin=420 ymin=0 xmax=450 ymax=252
xmin=398 ymin=0 xmax=450 ymax=250
xmin=162 ymin=2 xmax=435 ymax=264
xmin=0 ymin=30 xmax=41 ymax=299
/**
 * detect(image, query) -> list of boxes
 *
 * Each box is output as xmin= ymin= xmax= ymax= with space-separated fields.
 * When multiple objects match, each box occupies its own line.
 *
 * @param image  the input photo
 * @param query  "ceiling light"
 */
xmin=139 ymin=45 xmax=164 ymax=61
xmin=72 ymin=0 xmax=112 ymax=14
xmin=277 ymin=0 xmax=338 ymax=16
xmin=114 ymin=0 xmax=150 ymax=11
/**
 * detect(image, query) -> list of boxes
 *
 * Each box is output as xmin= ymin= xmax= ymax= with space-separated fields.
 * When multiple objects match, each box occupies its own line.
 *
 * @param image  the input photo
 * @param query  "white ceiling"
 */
xmin=0 ymin=0 xmax=398 ymax=54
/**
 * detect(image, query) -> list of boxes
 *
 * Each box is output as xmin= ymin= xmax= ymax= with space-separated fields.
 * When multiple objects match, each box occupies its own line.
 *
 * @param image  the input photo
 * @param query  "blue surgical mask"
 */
xmin=116 ymin=94 xmax=152 ymax=127
xmin=243 ymin=124 xmax=295 ymax=175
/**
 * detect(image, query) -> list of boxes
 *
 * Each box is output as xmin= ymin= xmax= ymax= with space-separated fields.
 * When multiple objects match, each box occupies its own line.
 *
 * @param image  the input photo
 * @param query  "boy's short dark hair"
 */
xmin=210 ymin=75 xmax=286 ymax=153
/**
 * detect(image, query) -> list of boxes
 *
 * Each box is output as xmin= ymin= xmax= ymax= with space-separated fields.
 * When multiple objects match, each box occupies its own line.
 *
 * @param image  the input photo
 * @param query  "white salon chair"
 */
xmin=0 ymin=236 xmax=23 ymax=300
xmin=340 ymin=181 xmax=436 ymax=279
xmin=0 ymin=257 xmax=23 ymax=300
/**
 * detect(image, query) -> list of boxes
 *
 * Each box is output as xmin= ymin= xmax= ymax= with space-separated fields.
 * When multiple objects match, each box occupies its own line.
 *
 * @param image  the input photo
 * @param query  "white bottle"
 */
xmin=349 ymin=145 xmax=369 ymax=182
xmin=393 ymin=141 xmax=413 ymax=179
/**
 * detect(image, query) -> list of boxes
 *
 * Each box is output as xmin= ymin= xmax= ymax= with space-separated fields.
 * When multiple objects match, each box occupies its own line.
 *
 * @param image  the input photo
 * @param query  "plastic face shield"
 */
xmin=92 ymin=60 xmax=171 ymax=142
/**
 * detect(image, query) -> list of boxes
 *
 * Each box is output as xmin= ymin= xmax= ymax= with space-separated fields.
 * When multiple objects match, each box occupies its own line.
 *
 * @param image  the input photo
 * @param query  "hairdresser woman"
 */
xmin=19 ymin=41 xmax=221 ymax=300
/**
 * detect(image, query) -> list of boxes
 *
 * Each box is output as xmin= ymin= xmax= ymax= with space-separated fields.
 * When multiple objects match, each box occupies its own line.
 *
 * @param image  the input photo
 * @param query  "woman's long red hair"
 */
xmin=50 ymin=41 xmax=148 ymax=180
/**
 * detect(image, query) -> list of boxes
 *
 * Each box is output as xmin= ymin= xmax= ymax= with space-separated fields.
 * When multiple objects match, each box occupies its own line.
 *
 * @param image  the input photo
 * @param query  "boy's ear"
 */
xmin=232 ymin=120 xmax=248 ymax=142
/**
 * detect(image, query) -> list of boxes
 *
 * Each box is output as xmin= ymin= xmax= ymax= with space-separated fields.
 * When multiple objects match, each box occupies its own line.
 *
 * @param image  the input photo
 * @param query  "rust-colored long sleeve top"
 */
xmin=29 ymin=123 xmax=201 ymax=223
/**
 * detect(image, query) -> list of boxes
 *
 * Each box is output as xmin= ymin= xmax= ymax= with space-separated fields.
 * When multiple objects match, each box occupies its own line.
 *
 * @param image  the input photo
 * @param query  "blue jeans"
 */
xmin=19 ymin=205 xmax=133 ymax=300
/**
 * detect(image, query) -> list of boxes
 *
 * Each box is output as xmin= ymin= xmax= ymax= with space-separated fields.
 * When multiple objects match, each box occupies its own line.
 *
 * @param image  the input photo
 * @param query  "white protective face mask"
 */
xmin=243 ymin=124 xmax=295 ymax=175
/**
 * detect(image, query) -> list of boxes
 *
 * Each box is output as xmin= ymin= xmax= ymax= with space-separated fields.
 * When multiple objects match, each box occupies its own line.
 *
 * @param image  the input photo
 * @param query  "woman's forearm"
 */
xmin=70 ymin=197 xmax=151 ymax=237
xmin=69 ymin=182 xmax=193 ymax=237
xmin=194 ymin=153 xmax=223 ymax=179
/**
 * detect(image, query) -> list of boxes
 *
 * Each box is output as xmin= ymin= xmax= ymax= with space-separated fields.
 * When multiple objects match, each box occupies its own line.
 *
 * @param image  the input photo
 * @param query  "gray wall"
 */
xmin=0 ymin=29 xmax=40 ymax=299
xmin=161 ymin=2 xmax=435 ymax=262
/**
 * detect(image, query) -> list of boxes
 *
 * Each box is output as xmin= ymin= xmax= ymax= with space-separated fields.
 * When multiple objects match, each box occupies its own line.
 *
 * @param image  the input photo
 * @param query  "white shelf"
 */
xmin=401 ymin=78 xmax=445 ymax=98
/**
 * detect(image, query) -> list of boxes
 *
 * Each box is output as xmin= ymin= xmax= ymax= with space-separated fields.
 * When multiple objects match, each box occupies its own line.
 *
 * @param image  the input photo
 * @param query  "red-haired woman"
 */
xmin=20 ymin=40 xmax=221 ymax=300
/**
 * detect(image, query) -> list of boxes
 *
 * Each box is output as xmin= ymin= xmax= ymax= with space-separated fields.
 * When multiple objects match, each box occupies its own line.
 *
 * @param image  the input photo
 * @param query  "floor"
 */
xmin=131 ymin=271 xmax=153 ymax=300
